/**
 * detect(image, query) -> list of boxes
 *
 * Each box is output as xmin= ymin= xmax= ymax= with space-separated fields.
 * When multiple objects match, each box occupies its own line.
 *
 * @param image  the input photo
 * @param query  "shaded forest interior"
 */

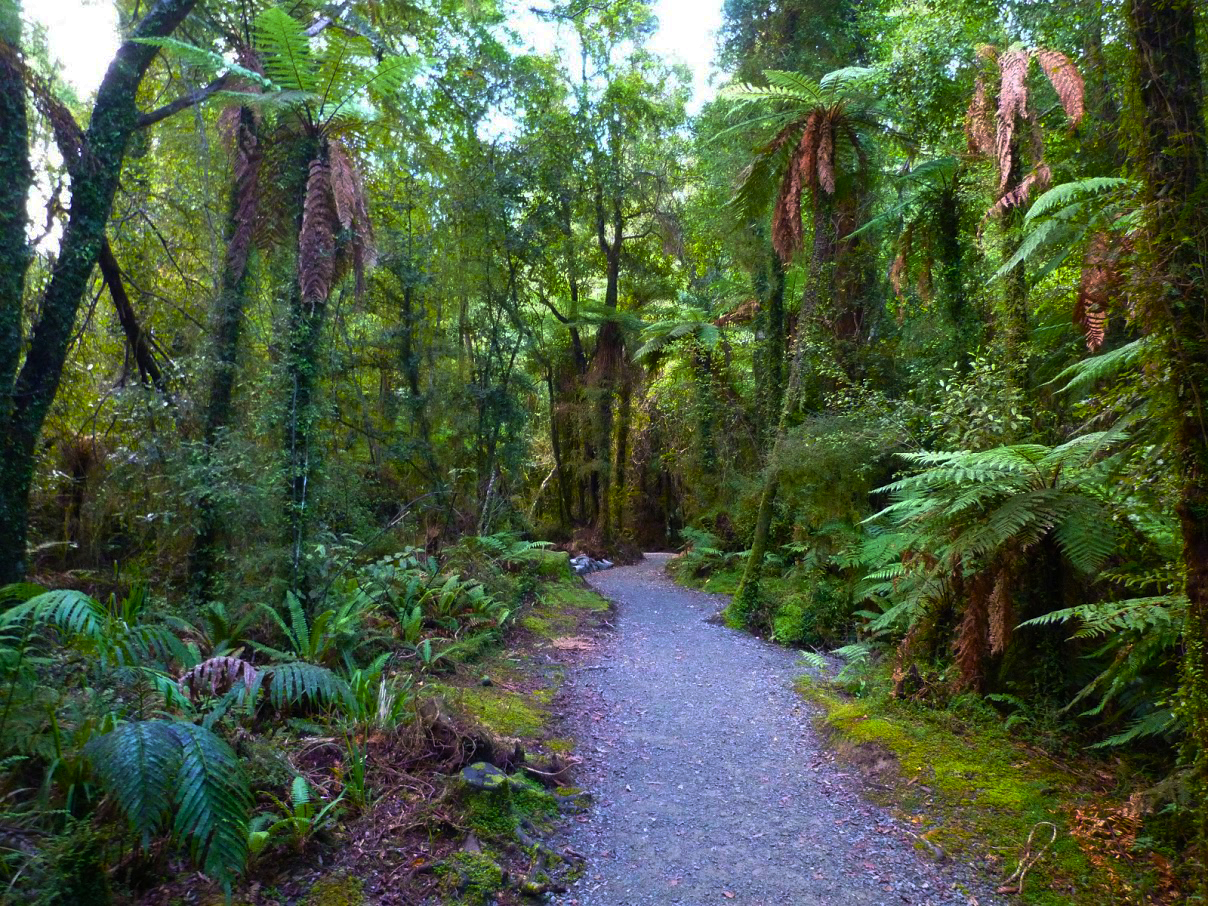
xmin=1 ymin=0 xmax=1208 ymax=901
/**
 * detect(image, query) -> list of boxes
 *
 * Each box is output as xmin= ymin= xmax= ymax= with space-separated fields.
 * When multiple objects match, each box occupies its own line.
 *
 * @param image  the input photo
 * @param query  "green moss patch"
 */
xmin=303 ymin=874 xmax=364 ymax=906
xmin=464 ymin=774 xmax=560 ymax=839
xmin=438 ymin=851 xmax=505 ymax=905
xmin=522 ymin=548 xmax=574 ymax=580
xmin=796 ymin=677 xmax=1145 ymax=905
xmin=438 ymin=685 xmax=548 ymax=738
xmin=540 ymin=579 xmax=611 ymax=613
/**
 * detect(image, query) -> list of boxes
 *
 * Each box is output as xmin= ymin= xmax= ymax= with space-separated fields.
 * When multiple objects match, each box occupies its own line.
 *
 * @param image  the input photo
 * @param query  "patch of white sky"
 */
xmin=28 ymin=0 xmax=724 ymax=110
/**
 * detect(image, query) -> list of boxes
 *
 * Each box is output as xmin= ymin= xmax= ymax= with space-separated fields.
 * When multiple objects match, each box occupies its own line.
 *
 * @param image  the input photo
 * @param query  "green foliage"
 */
xmin=770 ymin=580 xmax=851 ymax=647
xmin=255 ymin=589 xmax=377 ymax=670
xmin=86 ymin=719 xmax=251 ymax=887
xmin=1 ymin=585 xmax=184 ymax=668
xmin=249 ymin=775 xmax=344 ymax=855
xmin=261 ymin=662 xmax=354 ymax=713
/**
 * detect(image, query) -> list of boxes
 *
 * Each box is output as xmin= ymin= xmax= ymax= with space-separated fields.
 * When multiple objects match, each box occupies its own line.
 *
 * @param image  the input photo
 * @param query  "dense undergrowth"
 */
xmin=0 ymin=534 xmax=604 ymax=903
xmin=4 ymin=0 xmax=1208 ymax=899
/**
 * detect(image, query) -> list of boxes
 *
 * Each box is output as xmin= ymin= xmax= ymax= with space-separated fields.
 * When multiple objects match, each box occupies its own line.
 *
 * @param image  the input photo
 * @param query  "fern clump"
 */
xmin=86 ymin=720 xmax=252 ymax=887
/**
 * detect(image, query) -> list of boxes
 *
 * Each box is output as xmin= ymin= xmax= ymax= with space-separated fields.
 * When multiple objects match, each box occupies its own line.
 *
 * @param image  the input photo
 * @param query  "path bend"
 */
xmin=553 ymin=554 xmax=998 ymax=906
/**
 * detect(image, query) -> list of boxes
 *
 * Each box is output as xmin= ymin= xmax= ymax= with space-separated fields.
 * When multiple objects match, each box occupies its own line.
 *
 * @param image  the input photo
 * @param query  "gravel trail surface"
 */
xmin=553 ymin=554 xmax=1000 ymax=906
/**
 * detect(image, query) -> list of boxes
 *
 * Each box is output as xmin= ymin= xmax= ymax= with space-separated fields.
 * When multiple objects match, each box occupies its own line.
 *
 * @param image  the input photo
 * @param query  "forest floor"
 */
xmin=548 ymin=554 xmax=1003 ymax=906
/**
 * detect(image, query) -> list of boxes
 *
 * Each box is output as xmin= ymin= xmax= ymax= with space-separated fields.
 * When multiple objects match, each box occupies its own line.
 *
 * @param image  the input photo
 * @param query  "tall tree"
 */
xmin=724 ymin=69 xmax=881 ymax=614
xmin=1126 ymin=0 xmax=1208 ymax=871
xmin=0 ymin=0 xmax=199 ymax=583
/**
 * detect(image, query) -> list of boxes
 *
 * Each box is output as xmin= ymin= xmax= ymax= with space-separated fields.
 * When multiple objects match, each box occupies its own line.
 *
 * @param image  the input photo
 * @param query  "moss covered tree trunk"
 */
xmin=1126 ymin=0 xmax=1208 ymax=874
xmin=610 ymin=370 xmax=633 ymax=538
xmin=592 ymin=195 xmax=625 ymax=546
xmin=0 ymin=0 xmax=33 ymax=585
xmin=753 ymin=248 xmax=787 ymax=441
xmin=0 ymin=0 xmax=197 ymax=583
xmin=189 ymin=106 xmax=261 ymax=603
xmin=733 ymin=197 xmax=836 ymax=618
xmin=283 ymin=134 xmax=326 ymax=587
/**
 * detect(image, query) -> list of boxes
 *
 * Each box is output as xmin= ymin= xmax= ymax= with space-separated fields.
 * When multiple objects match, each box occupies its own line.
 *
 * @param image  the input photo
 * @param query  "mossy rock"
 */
xmin=303 ymin=874 xmax=364 ymax=906
xmin=540 ymin=580 xmax=610 ymax=613
xmin=463 ymin=771 xmax=560 ymax=839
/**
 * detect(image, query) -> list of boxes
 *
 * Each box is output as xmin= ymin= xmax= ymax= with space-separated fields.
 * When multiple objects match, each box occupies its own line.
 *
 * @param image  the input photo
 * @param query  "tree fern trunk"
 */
xmin=1127 ymin=0 xmax=1208 ymax=879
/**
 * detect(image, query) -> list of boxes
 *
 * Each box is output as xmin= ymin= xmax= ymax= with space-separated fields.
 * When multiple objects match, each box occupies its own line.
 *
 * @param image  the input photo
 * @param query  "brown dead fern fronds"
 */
xmin=299 ymin=150 xmax=337 ymax=309
xmin=179 ymin=655 xmax=258 ymax=701
xmin=1074 ymin=231 xmax=1125 ymax=352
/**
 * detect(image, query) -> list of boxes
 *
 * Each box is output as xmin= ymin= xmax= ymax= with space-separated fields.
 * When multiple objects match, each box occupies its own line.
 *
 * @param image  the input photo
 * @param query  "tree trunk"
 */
xmin=189 ymin=106 xmax=261 ymax=603
xmin=0 ymin=0 xmax=198 ymax=583
xmin=754 ymin=247 xmax=786 ymax=440
xmin=935 ymin=183 xmax=974 ymax=369
xmin=546 ymin=368 xmax=572 ymax=533
xmin=0 ymin=2 xmax=31 ymax=419
xmin=97 ymin=239 xmax=168 ymax=392
xmin=1127 ymin=0 xmax=1208 ymax=873
xmin=285 ymin=278 xmax=327 ymax=585
xmin=611 ymin=371 xmax=633 ymax=538
xmin=592 ymin=198 xmax=624 ymax=545
xmin=733 ymin=196 xmax=836 ymax=616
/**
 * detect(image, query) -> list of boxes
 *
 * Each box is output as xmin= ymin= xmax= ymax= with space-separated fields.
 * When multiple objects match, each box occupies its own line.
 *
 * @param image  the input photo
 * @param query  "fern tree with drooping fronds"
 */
xmin=720 ymin=66 xmax=886 ymax=619
xmin=864 ymin=430 xmax=1144 ymax=691
xmin=965 ymin=44 xmax=1086 ymax=371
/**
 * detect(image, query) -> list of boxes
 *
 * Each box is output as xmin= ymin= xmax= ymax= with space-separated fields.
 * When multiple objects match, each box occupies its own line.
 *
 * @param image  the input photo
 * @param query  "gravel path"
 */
xmin=552 ymin=554 xmax=1001 ymax=906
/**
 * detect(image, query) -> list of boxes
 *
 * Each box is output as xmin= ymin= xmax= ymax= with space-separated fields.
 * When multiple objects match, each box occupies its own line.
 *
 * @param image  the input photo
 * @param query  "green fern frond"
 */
xmin=993 ymin=217 xmax=1062 ymax=278
xmin=818 ymin=65 xmax=877 ymax=93
xmin=1049 ymin=337 xmax=1151 ymax=396
xmin=762 ymin=69 xmax=823 ymax=100
xmin=262 ymin=662 xmax=352 ymax=711
xmin=1092 ymin=708 xmax=1178 ymax=748
xmin=290 ymin=774 xmax=312 ymax=810
xmin=208 ymin=88 xmax=319 ymax=110
xmin=86 ymin=721 xmax=179 ymax=844
xmin=1024 ymin=177 xmax=1135 ymax=225
xmin=3 ymin=589 xmax=103 ymax=638
xmin=254 ymin=6 xmax=316 ymax=94
xmin=1018 ymin=595 xmax=1185 ymax=638
xmin=167 ymin=722 xmax=252 ymax=882
xmin=132 ymin=36 xmax=275 ymax=89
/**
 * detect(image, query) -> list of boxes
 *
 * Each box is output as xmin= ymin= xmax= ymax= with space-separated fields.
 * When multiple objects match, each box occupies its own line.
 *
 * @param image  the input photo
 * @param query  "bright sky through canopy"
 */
xmin=28 ymin=0 xmax=723 ymax=108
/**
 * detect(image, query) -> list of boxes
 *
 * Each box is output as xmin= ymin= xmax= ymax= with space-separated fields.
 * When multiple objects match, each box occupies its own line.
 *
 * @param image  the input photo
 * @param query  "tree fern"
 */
xmin=87 ymin=720 xmax=252 ymax=886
